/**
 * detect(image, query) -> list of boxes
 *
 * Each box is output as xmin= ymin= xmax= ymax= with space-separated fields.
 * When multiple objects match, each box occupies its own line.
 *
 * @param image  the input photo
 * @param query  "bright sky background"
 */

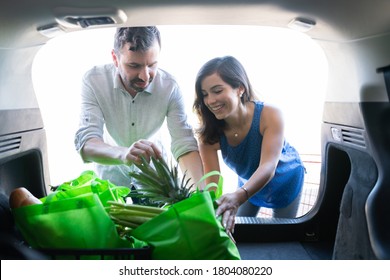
xmin=32 ymin=25 xmax=327 ymax=189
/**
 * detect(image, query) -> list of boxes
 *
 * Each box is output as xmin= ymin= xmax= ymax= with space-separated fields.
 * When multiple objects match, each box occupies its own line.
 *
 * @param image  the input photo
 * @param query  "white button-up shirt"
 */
xmin=74 ymin=63 xmax=198 ymax=187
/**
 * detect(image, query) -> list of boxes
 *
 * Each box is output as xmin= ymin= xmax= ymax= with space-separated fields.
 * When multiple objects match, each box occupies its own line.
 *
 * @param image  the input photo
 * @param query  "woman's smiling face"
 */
xmin=201 ymin=73 xmax=242 ymax=120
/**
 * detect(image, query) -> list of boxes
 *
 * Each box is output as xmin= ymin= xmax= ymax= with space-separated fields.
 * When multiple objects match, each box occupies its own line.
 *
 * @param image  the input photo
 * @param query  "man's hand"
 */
xmin=81 ymin=138 xmax=162 ymax=166
xmin=123 ymin=139 xmax=163 ymax=165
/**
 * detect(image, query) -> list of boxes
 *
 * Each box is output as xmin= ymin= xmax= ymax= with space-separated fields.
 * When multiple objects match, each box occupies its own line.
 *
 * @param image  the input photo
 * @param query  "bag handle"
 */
xmin=195 ymin=171 xmax=223 ymax=199
xmin=41 ymin=192 xmax=59 ymax=214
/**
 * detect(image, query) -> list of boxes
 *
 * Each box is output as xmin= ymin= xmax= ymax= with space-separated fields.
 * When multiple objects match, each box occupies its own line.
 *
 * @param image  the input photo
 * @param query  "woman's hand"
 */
xmin=215 ymin=189 xmax=247 ymax=238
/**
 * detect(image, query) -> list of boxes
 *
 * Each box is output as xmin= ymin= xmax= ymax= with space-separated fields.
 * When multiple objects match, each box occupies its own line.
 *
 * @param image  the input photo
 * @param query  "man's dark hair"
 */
xmin=114 ymin=26 xmax=161 ymax=53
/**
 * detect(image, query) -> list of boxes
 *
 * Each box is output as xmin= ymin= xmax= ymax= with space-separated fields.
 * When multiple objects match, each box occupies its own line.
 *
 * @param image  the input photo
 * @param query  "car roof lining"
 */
xmin=1 ymin=0 xmax=390 ymax=48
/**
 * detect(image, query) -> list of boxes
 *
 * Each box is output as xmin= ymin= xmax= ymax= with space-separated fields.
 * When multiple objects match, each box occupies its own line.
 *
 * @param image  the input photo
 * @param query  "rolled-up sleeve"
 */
xmin=74 ymin=72 xmax=105 ymax=159
xmin=167 ymin=85 xmax=199 ymax=160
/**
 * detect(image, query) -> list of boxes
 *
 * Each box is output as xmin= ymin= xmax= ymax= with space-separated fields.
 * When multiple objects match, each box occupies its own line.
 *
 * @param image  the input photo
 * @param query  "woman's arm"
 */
xmin=216 ymin=104 xmax=285 ymax=232
xmin=177 ymin=150 xmax=204 ymax=189
xmin=199 ymin=141 xmax=221 ymax=190
xmin=241 ymin=104 xmax=285 ymax=198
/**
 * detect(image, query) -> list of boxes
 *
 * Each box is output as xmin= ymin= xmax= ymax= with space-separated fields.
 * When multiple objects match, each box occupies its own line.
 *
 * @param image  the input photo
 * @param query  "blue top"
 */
xmin=220 ymin=101 xmax=305 ymax=208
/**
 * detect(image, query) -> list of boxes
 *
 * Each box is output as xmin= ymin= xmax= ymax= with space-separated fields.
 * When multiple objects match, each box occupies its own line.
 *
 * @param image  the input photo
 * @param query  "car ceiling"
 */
xmin=0 ymin=0 xmax=390 ymax=48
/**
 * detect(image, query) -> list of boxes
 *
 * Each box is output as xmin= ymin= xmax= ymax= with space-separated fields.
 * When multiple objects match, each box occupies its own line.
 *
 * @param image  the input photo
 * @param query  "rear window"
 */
xmin=32 ymin=25 xmax=327 ymax=217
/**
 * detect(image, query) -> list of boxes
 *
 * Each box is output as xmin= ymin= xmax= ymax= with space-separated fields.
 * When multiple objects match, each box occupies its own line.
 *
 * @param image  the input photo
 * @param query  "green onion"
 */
xmin=107 ymin=201 xmax=166 ymax=232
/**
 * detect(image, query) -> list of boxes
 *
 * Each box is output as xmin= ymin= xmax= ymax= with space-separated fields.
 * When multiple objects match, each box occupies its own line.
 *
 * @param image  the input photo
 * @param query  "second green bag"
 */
xmin=130 ymin=191 xmax=241 ymax=260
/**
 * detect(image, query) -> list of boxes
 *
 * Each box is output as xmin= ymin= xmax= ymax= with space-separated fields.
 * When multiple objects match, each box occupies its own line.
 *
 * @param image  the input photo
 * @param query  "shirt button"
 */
xmin=132 ymin=123 xmax=135 ymax=126
xmin=132 ymin=100 xmax=135 ymax=103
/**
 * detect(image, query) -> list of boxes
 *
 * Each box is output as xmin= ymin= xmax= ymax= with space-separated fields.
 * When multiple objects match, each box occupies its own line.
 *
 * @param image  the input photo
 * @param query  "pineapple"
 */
xmin=128 ymin=156 xmax=195 ymax=207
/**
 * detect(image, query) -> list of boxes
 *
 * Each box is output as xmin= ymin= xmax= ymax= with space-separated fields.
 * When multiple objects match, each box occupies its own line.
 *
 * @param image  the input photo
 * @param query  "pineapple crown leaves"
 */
xmin=128 ymin=156 xmax=195 ymax=206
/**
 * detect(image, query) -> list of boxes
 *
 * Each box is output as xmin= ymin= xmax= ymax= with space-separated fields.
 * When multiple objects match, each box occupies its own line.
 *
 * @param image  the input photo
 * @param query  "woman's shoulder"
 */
xmin=253 ymin=100 xmax=281 ymax=116
xmin=251 ymin=100 xmax=282 ymax=121
xmin=261 ymin=102 xmax=283 ymax=116
xmin=257 ymin=102 xmax=284 ymax=133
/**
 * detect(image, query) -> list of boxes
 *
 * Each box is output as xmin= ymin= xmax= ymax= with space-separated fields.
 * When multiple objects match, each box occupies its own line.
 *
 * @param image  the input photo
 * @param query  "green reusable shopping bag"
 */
xmin=46 ymin=170 xmax=130 ymax=207
xmin=12 ymin=171 xmax=132 ymax=250
xmin=130 ymin=190 xmax=241 ymax=260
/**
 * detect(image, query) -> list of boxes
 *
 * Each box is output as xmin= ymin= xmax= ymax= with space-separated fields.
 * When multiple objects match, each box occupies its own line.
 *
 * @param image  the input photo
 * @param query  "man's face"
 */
xmin=112 ymin=40 xmax=160 ymax=95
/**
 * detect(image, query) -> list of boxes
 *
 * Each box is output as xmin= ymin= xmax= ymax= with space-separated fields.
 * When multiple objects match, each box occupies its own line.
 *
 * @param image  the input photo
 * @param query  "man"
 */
xmin=74 ymin=26 xmax=204 ymax=189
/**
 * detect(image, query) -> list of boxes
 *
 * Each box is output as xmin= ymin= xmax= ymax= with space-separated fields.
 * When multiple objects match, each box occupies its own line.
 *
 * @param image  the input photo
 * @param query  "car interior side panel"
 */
xmin=361 ymin=101 xmax=390 ymax=260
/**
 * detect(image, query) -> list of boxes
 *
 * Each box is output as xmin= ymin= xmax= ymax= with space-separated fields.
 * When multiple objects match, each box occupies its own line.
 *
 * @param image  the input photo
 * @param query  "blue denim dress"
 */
xmin=220 ymin=101 xmax=305 ymax=208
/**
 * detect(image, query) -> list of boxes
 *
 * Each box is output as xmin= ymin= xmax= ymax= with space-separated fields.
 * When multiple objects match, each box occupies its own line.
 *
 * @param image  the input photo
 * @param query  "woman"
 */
xmin=193 ymin=56 xmax=305 ymax=234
